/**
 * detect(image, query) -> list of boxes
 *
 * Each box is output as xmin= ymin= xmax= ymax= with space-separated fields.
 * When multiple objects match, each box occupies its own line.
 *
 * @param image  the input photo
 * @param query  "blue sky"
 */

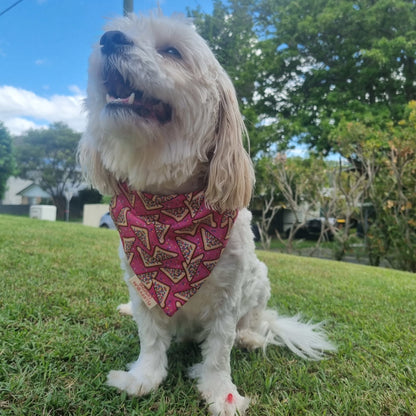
xmin=0 ymin=0 xmax=213 ymax=135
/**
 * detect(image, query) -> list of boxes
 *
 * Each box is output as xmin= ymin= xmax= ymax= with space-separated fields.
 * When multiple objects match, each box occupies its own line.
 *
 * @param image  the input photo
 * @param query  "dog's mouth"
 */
xmin=103 ymin=67 xmax=172 ymax=124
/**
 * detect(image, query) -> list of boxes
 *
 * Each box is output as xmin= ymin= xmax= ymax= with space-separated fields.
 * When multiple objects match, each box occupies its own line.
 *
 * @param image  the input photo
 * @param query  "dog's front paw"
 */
xmin=208 ymin=390 xmax=250 ymax=416
xmin=116 ymin=301 xmax=133 ymax=316
xmin=107 ymin=370 xmax=160 ymax=396
xmin=190 ymin=367 xmax=250 ymax=416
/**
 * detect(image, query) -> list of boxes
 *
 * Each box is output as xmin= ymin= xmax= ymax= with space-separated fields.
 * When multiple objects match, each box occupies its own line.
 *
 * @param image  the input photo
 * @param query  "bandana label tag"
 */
xmin=129 ymin=275 xmax=157 ymax=309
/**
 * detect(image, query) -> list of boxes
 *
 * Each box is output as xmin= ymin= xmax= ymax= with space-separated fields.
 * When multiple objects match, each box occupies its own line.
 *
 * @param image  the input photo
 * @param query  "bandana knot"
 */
xmin=110 ymin=183 xmax=238 ymax=316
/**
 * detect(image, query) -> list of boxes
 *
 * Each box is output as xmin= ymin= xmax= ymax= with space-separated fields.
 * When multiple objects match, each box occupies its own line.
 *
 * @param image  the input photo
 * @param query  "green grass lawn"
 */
xmin=1 ymin=214 xmax=415 ymax=415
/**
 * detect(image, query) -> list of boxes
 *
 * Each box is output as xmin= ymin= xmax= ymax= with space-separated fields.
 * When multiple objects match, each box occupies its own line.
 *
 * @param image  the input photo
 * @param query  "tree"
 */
xmin=255 ymin=0 xmax=416 ymax=153
xmin=321 ymin=161 xmax=369 ymax=261
xmin=0 ymin=122 xmax=15 ymax=200
xmin=273 ymin=155 xmax=328 ymax=253
xmin=253 ymin=154 xmax=328 ymax=252
xmin=14 ymin=123 xmax=82 ymax=219
xmin=332 ymin=101 xmax=416 ymax=271
xmin=190 ymin=0 xmax=276 ymax=157
xmin=253 ymin=156 xmax=283 ymax=249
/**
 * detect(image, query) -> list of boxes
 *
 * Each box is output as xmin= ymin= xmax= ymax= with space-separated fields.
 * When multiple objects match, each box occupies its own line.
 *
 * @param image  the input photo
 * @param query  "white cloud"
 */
xmin=3 ymin=117 xmax=47 ymax=136
xmin=0 ymin=85 xmax=86 ymax=135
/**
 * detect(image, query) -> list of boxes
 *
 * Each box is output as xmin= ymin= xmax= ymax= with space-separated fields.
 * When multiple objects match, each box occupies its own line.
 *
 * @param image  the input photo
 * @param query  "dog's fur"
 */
xmin=79 ymin=13 xmax=335 ymax=416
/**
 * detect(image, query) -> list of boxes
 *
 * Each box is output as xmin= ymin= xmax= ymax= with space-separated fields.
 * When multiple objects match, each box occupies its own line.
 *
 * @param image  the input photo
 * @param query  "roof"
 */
xmin=16 ymin=183 xmax=51 ymax=199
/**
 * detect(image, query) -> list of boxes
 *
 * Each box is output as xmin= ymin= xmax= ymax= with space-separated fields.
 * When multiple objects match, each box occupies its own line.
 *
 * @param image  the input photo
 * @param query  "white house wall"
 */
xmin=1 ymin=177 xmax=32 ymax=204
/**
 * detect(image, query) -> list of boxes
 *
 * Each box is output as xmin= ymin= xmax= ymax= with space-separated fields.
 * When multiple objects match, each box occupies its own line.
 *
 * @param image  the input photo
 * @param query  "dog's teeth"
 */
xmin=127 ymin=92 xmax=135 ymax=104
xmin=106 ymin=92 xmax=135 ymax=105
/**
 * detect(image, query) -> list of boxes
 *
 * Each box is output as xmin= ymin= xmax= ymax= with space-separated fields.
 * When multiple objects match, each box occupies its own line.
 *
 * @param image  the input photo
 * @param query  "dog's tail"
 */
xmin=263 ymin=310 xmax=336 ymax=360
xmin=237 ymin=310 xmax=336 ymax=360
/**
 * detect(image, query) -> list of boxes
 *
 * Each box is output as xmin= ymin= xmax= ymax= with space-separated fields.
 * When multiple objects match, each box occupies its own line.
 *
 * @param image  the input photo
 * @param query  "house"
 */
xmin=16 ymin=183 xmax=51 ymax=205
xmin=1 ymin=177 xmax=32 ymax=205
xmin=0 ymin=177 xmax=51 ymax=216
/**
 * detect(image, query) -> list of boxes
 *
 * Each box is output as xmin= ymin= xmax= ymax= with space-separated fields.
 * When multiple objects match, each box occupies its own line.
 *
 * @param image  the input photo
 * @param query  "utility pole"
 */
xmin=63 ymin=188 xmax=74 ymax=222
xmin=123 ymin=0 xmax=133 ymax=16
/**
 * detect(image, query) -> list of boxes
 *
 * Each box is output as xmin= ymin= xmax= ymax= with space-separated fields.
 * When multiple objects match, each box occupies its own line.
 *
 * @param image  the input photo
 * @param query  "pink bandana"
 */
xmin=110 ymin=183 xmax=238 ymax=317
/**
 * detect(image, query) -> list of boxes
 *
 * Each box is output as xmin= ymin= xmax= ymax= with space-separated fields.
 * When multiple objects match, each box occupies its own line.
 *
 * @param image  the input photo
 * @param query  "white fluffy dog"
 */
xmin=79 ymin=13 xmax=335 ymax=416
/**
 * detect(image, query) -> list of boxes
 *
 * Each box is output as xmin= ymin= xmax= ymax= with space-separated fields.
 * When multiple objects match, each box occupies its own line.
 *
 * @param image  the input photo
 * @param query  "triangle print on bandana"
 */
xmin=110 ymin=182 xmax=238 ymax=317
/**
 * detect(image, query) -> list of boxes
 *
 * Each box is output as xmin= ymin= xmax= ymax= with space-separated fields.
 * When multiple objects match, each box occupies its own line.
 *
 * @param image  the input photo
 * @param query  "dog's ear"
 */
xmin=77 ymin=137 xmax=118 ymax=196
xmin=205 ymin=71 xmax=255 ymax=211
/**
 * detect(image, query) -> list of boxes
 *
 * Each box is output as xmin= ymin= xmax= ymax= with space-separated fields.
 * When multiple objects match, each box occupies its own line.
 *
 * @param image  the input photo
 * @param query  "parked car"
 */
xmin=99 ymin=212 xmax=116 ymax=229
xmin=292 ymin=218 xmax=338 ymax=241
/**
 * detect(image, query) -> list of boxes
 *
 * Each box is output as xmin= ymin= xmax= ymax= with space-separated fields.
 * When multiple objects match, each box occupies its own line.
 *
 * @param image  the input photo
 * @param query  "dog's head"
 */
xmin=79 ymin=13 xmax=254 ymax=211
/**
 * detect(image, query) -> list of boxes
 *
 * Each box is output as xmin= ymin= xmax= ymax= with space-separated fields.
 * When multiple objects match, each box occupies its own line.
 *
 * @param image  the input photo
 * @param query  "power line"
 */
xmin=123 ymin=0 xmax=133 ymax=16
xmin=0 ymin=0 xmax=25 ymax=18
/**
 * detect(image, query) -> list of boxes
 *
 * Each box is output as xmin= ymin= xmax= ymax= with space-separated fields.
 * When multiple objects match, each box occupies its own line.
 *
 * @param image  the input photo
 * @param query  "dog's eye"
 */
xmin=159 ymin=47 xmax=182 ymax=59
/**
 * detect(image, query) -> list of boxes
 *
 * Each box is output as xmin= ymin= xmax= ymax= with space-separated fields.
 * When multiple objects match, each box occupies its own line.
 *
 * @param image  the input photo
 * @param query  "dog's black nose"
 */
xmin=100 ymin=30 xmax=133 ymax=55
